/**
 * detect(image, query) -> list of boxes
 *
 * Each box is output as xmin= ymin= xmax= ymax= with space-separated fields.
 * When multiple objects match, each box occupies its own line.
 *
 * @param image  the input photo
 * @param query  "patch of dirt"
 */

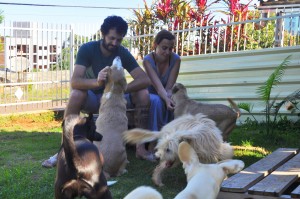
xmin=0 ymin=120 xmax=62 ymax=131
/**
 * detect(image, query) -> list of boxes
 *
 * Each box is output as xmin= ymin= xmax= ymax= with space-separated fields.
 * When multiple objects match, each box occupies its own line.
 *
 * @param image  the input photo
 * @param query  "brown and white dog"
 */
xmin=171 ymin=83 xmax=241 ymax=141
xmin=174 ymin=141 xmax=244 ymax=199
xmin=94 ymin=56 xmax=128 ymax=178
xmin=123 ymin=113 xmax=234 ymax=187
xmin=55 ymin=114 xmax=112 ymax=199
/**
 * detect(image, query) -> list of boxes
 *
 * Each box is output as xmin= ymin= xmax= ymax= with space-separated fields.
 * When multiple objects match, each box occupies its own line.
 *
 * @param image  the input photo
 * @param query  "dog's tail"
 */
xmin=227 ymin=98 xmax=241 ymax=118
xmin=124 ymin=186 xmax=163 ymax=199
xmin=219 ymin=142 xmax=234 ymax=160
xmin=63 ymin=115 xmax=85 ymax=172
xmin=123 ymin=128 xmax=160 ymax=144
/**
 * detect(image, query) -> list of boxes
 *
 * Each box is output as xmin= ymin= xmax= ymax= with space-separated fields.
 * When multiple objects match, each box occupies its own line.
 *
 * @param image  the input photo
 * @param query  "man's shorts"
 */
xmin=81 ymin=90 xmax=133 ymax=114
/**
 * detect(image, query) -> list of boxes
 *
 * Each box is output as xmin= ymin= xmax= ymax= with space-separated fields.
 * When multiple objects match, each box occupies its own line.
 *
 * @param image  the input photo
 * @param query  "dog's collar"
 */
xmin=73 ymin=135 xmax=87 ymax=141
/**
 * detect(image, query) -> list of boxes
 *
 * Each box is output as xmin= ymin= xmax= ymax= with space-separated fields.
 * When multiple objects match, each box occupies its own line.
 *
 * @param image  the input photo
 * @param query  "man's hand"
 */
xmin=97 ymin=66 xmax=110 ymax=87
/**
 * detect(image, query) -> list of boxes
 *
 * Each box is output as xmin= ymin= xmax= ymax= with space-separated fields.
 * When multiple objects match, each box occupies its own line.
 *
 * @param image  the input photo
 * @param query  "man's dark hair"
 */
xmin=100 ymin=15 xmax=128 ymax=37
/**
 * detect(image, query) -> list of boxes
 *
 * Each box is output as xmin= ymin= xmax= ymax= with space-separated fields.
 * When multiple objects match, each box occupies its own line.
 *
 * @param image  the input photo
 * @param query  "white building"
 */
xmin=4 ymin=21 xmax=62 ymax=72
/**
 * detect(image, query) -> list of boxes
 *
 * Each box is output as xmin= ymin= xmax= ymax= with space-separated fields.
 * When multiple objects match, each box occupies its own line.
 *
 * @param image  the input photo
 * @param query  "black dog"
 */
xmin=55 ymin=114 xmax=112 ymax=199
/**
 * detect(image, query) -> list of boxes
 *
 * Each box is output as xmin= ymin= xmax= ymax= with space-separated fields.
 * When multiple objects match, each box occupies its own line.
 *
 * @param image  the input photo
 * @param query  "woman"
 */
xmin=144 ymin=29 xmax=181 ymax=131
xmin=136 ymin=29 xmax=181 ymax=161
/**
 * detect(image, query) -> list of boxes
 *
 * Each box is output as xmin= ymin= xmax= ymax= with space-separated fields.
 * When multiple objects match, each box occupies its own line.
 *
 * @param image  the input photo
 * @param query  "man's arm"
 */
xmin=126 ymin=67 xmax=151 ymax=93
xmin=71 ymin=64 xmax=108 ymax=90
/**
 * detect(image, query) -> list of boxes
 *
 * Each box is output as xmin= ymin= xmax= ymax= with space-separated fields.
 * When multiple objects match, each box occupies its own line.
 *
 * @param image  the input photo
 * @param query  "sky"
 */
xmin=1 ymin=0 xmax=260 ymax=25
xmin=0 ymin=0 xmax=153 ymax=24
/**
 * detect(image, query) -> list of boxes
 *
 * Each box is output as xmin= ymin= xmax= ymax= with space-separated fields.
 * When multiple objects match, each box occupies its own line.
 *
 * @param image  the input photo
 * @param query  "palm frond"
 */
xmin=256 ymin=55 xmax=291 ymax=102
xmin=238 ymin=102 xmax=253 ymax=113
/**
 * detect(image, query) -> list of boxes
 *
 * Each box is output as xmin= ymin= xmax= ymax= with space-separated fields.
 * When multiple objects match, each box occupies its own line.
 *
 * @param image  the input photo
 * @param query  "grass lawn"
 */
xmin=0 ymin=112 xmax=299 ymax=199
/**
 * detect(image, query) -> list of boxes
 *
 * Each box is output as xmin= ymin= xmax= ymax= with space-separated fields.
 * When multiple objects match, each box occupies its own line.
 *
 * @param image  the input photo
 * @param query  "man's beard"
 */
xmin=102 ymin=39 xmax=118 ymax=53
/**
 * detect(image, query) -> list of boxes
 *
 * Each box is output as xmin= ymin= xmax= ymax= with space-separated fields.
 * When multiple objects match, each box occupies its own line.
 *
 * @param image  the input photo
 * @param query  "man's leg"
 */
xmin=130 ymin=89 xmax=156 ymax=161
xmin=64 ymin=89 xmax=88 ymax=118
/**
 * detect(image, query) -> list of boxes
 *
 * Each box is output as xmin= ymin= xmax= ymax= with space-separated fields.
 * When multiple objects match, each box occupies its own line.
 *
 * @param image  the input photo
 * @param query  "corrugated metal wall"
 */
xmin=128 ymin=46 xmax=300 ymax=123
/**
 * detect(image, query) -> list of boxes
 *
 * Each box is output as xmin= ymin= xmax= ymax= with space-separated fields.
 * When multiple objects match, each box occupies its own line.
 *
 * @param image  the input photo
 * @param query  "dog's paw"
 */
xmin=234 ymin=160 xmax=245 ymax=172
xmin=152 ymin=176 xmax=164 ymax=187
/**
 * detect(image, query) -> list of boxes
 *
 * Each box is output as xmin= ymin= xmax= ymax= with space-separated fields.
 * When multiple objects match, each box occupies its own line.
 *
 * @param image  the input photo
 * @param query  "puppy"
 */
xmin=123 ymin=113 xmax=234 ymax=186
xmin=171 ymin=83 xmax=241 ymax=140
xmin=55 ymin=114 xmax=112 ymax=199
xmin=124 ymin=186 xmax=163 ymax=199
xmin=94 ymin=56 xmax=128 ymax=178
xmin=175 ymin=141 xmax=244 ymax=199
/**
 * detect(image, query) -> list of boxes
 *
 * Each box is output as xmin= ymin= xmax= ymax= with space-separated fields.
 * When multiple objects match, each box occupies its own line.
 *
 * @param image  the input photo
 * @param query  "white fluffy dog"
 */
xmin=94 ymin=56 xmax=128 ymax=178
xmin=123 ymin=113 xmax=234 ymax=186
xmin=124 ymin=186 xmax=163 ymax=199
xmin=175 ymin=141 xmax=244 ymax=199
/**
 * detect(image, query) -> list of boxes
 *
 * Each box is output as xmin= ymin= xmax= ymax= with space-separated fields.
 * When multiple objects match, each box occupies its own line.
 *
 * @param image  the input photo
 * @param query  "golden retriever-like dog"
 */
xmin=55 ymin=114 xmax=112 ymax=199
xmin=174 ymin=141 xmax=244 ymax=199
xmin=171 ymin=83 xmax=241 ymax=141
xmin=123 ymin=113 xmax=234 ymax=187
xmin=124 ymin=186 xmax=163 ymax=199
xmin=94 ymin=56 xmax=128 ymax=178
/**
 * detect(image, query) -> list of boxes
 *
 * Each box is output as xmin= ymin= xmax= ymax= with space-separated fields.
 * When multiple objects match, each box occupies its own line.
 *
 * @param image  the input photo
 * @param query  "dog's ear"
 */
xmin=123 ymin=128 xmax=160 ymax=144
xmin=62 ymin=180 xmax=80 ymax=198
xmin=172 ymin=84 xmax=179 ymax=94
xmin=120 ymin=78 xmax=127 ymax=91
xmin=178 ymin=141 xmax=197 ymax=164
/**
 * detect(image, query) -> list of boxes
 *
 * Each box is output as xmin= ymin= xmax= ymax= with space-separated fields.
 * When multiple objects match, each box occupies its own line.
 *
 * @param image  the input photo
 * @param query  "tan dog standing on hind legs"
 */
xmin=94 ymin=56 xmax=128 ymax=178
xmin=175 ymin=141 xmax=244 ymax=199
xmin=171 ymin=83 xmax=241 ymax=140
xmin=55 ymin=114 xmax=112 ymax=199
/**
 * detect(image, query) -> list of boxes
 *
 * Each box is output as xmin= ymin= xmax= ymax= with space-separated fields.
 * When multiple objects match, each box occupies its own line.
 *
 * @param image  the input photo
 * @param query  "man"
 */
xmin=42 ymin=15 xmax=151 ymax=167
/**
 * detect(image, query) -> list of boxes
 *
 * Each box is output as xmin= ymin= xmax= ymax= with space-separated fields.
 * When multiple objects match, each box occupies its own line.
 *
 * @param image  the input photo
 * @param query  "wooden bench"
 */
xmin=218 ymin=148 xmax=300 ymax=199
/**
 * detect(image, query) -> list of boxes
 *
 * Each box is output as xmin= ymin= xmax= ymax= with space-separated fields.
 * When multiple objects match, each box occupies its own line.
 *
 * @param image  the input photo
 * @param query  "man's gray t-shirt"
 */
xmin=75 ymin=40 xmax=139 ymax=94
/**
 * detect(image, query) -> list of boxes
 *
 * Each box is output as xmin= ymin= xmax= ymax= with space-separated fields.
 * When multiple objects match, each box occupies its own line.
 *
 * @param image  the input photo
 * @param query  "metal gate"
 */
xmin=0 ymin=22 xmax=74 ymax=114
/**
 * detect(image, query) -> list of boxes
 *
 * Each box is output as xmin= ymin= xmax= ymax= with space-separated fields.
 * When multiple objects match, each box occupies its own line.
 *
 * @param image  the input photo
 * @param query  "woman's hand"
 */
xmin=166 ymin=89 xmax=172 ymax=99
xmin=164 ymin=96 xmax=175 ymax=111
xmin=97 ymin=66 xmax=109 ymax=87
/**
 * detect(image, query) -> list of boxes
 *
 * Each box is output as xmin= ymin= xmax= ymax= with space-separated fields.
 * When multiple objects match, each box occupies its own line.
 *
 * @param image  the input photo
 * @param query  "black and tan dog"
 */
xmin=55 ymin=114 xmax=112 ymax=199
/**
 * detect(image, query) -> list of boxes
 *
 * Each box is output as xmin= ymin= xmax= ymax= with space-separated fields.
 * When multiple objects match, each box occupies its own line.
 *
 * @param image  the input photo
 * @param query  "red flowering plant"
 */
xmin=128 ymin=0 xmax=158 ymax=58
xmin=184 ymin=0 xmax=221 ymax=55
xmin=214 ymin=0 xmax=253 ymax=52
xmin=154 ymin=0 xmax=219 ymax=55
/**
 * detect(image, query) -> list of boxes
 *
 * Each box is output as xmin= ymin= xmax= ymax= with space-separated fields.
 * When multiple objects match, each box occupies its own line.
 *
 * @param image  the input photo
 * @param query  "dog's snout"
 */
xmin=155 ymin=155 xmax=160 ymax=161
xmin=94 ymin=132 xmax=103 ymax=141
xmin=112 ymin=56 xmax=123 ymax=69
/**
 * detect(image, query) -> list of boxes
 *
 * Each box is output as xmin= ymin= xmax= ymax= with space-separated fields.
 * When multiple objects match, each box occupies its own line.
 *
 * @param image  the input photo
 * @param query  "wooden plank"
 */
xmin=248 ymin=152 xmax=300 ymax=197
xmin=218 ymin=191 xmax=292 ymax=199
xmin=221 ymin=148 xmax=298 ymax=192
xmin=291 ymin=185 xmax=300 ymax=198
